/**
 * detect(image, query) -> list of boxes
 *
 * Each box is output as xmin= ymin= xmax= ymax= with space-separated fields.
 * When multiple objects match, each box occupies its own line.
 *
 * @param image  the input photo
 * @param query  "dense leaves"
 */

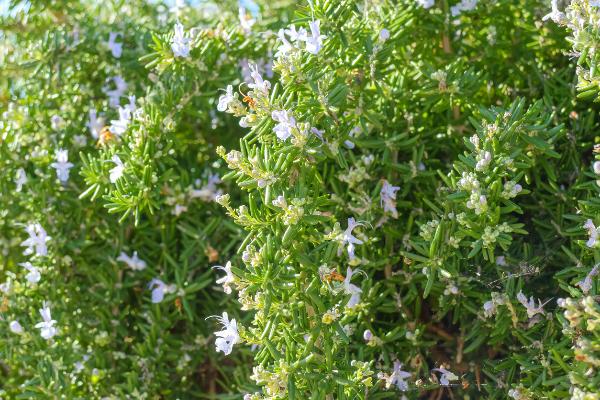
xmin=1 ymin=0 xmax=600 ymax=399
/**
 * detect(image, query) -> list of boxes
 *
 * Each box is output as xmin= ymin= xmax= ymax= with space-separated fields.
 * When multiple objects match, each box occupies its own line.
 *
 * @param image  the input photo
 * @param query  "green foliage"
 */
xmin=1 ymin=0 xmax=600 ymax=399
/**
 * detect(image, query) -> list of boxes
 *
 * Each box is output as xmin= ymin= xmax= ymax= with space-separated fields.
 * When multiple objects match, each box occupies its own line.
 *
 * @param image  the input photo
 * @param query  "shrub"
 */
xmin=1 ymin=0 xmax=599 ymax=399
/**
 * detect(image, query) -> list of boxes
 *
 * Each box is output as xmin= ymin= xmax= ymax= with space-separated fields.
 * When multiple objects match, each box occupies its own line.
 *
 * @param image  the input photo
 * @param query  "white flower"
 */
xmin=451 ymin=0 xmax=478 ymax=16
xmin=50 ymin=148 xmax=74 ymax=183
xmin=285 ymin=24 xmax=307 ymax=42
xmin=21 ymin=223 xmax=51 ymax=257
xmin=212 ymin=312 xmax=240 ymax=355
xmin=217 ymin=85 xmax=235 ymax=112
xmin=35 ymin=302 xmax=57 ymax=340
xmin=51 ymin=115 xmax=64 ymax=130
xmin=271 ymin=110 xmax=296 ymax=141
xmin=9 ymin=320 xmax=23 ymax=334
xmin=389 ymin=361 xmax=411 ymax=391
xmin=475 ymin=151 xmax=492 ymax=171
xmin=109 ymin=106 xmax=132 ymax=136
xmin=190 ymin=174 xmax=222 ymax=202
xmin=171 ymin=22 xmax=191 ymax=58
xmin=341 ymin=217 xmax=364 ymax=260
xmin=363 ymin=329 xmax=373 ymax=341
xmin=15 ymin=168 xmax=27 ymax=192
xmin=104 ymin=76 xmax=127 ymax=108
xmin=126 ymin=95 xmax=137 ymax=113
xmin=247 ymin=63 xmax=271 ymax=94
xmin=169 ymin=0 xmax=186 ymax=13
xmin=117 ymin=251 xmax=147 ymax=271
xmin=584 ymin=219 xmax=599 ymax=248
xmin=0 ymin=280 xmax=12 ymax=294
xmin=276 ymin=28 xmax=294 ymax=57
xmin=305 ymin=20 xmax=326 ymax=55
xmin=239 ymin=6 xmax=256 ymax=33
xmin=502 ymin=181 xmax=523 ymax=199
xmin=508 ymin=389 xmax=524 ymax=400
xmin=343 ymin=267 xmax=362 ymax=308
xmin=381 ymin=180 xmax=401 ymax=218
xmin=213 ymin=261 xmax=235 ymax=294
xmin=107 ymin=32 xmax=123 ymax=58
xmin=576 ymin=264 xmax=600 ymax=294
xmin=310 ymin=127 xmax=325 ymax=141
xmin=74 ymin=355 xmax=89 ymax=373
xmin=379 ymin=28 xmax=390 ymax=42
xmin=173 ymin=204 xmax=188 ymax=216
xmin=272 ymin=195 xmax=287 ymax=208
xmin=542 ymin=0 xmax=565 ymax=23
xmin=466 ymin=193 xmax=487 ymax=215
xmin=88 ymin=108 xmax=104 ymax=139
xmin=432 ymin=367 xmax=458 ymax=386
xmin=483 ymin=300 xmax=496 ymax=318
xmin=416 ymin=0 xmax=435 ymax=9
xmin=148 ymin=278 xmax=177 ymax=303
xmin=594 ymin=161 xmax=600 ymax=175
xmin=109 ymin=155 xmax=125 ymax=183
xmin=496 ymin=256 xmax=507 ymax=266
xmin=20 ymin=262 xmax=41 ymax=284
xmin=516 ymin=291 xmax=545 ymax=318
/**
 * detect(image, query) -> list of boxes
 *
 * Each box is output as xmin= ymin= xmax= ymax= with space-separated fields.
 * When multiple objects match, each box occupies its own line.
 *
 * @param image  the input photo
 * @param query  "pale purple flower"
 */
xmin=109 ymin=106 xmax=132 ymax=136
xmin=148 ymin=278 xmax=176 ymax=303
xmin=432 ymin=367 xmax=458 ymax=386
xmin=213 ymin=261 xmax=235 ymax=294
xmin=20 ymin=262 xmax=41 ymax=284
xmin=542 ymin=0 xmax=564 ymax=23
xmin=305 ymin=20 xmax=326 ymax=55
xmin=247 ymin=63 xmax=271 ymax=94
xmin=15 ymin=168 xmax=27 ymax=192
xmin=190 ymin=174 xmax=222 ymax=201
xmin=416 ymin=0 xmax=435 ymax=9
xmin=584 ymin=219 xmax=599 ymax=248
xmin=451 ymin=0 xmax=478 ymax=16
xmin=109 ymin=155 xmax=125 ymax=183
xmin=88 ymin=108 xmax=103 ymax=139
xmin=171 ymin=22 xmax=191 ymax=58
xmin=35 ymin=302 xmax=57 ymax=340
xmin=239 ymin=6 xmax=256 ymax=33
xmin=9 ymin=320 xmax=23 ymax=334
xmin=104 ymin=76 xmax=127 ymax=108
xmin=271 ymin=110 xmax=296 ymax=141
xmin=21 ymin=223 xmax=51 ymax=257
xmin=310 ymin=127 xmax=325 ymax=141
xmin=380 ymin=180 xmax=401 ymax=218
xmin=390 ymin=361 xmax=411 ymax=391
xmin=50 ymin=149 xmax=74 ymax=183
xmin=285 ymin=24 xmax=307 ymax=42
xmin=51 ymin=115 xmax=63 ymax=130
xmin=117 ymin=251 xmax=147 ymax=271
xmin=516 ymin=291 xmax=546 ymax=318
xmin=379 ymin=28 xmax=390 ymax=42
xmin=276 ymin=28 xmax=293 ymax=57
xmin=217 ymin=85 xmax=234 ymax=112
xmin=126 ymin=95 xmax=136 ymax=113
xmin=212 ymin=312 xmax=240 ymax=355
xmin=576 ymin=264 xmax=600 ymax=294
xmin=107 ymin=32 xmax=123 ymax=58
xmin=340 ymin=217 xmax=364 ymax=260
xmin=343 ymin=267 xmax=362 ymax=308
